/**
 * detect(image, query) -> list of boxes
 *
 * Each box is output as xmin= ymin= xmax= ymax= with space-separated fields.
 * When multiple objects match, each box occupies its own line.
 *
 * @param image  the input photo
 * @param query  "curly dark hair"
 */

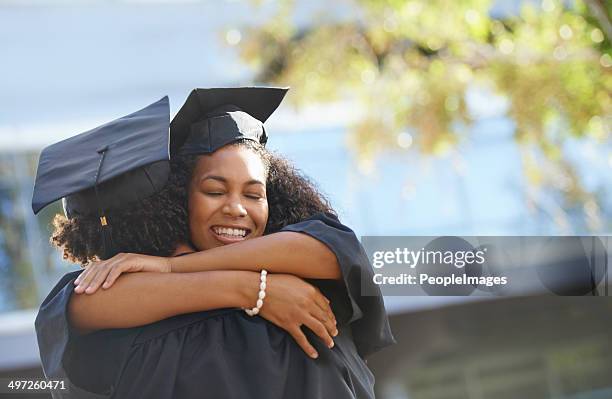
xmin=51 ymin=164 xmax=191 ymax=265
xmin=264 ymin=150 xmax=336 ymax=233
xmin=51 ymin=140 xmax=336 ymax=265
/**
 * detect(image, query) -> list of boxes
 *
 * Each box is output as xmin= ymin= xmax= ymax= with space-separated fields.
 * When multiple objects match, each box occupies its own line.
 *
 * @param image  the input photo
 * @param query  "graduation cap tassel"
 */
xmin=93 ymin=147 xmax=116 ymax=260
xmin=101 ymin=219 xmax=116 ymax=260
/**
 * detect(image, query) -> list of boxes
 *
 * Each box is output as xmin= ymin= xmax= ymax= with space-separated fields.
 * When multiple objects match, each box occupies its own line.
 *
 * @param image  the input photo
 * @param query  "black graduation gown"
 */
xmin=35 ymin=213 xmax=395 ymax=399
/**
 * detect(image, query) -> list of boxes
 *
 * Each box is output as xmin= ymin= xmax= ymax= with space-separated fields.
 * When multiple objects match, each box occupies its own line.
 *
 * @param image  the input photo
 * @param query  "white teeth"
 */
xmin=213 ymin=227 xmax=247 ymax=237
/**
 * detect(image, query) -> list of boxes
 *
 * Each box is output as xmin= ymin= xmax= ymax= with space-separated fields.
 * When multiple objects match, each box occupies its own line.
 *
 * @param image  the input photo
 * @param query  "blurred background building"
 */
xmin=0 ymin=0 xmax=610 ymax=398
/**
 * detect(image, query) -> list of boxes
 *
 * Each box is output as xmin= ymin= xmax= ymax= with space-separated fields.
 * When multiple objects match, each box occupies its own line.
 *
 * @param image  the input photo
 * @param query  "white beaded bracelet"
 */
xmin=244 ymin=269 xmax=267 ymax=316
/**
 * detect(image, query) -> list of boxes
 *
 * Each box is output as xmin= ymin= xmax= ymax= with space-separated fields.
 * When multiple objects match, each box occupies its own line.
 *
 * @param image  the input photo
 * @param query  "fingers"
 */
xmin=73 ymin=269 xmax=86 ymax=289
xmin=302 ymin=315 xmax=335 ymax=350
xmin=86 ymin=263 xmax=115 ymax=294
xmin=74 ymin=265 xmax=102 ymax=294
xmin=74 ymin=259 xmax=115 ymax=294
xmin=290 ymin=326 xmax=319 ymax=359
xmin=312 ymin=290 xmax=336 ymax=329
xmin=73 ymin=253 xmax=133 ymax=294
xmin=310 ymin=306 xmax=338 ymax=339
xmin=103 ymin=265 xmax=125 ymax=289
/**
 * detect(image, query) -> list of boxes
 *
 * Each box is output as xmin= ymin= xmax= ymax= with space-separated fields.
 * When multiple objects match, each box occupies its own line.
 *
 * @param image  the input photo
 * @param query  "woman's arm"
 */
xmin=69 ymin=270 xmax=337 ymax=357
xmin=169 ymin=232 xmax=341 ymax=278
xmin=74 ymin=231 xmax=340 ymax=294
xmin=69 ymin=270 xmax=259 ymax=333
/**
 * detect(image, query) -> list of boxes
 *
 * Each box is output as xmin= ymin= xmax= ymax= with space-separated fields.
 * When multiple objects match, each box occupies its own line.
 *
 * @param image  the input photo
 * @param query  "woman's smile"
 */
xmin=210 ymin=225 xmax=252 ymax=244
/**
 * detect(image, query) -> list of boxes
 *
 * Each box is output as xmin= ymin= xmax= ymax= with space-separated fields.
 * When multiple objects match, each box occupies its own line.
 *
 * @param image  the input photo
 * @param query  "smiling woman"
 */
xmin=188 ymin=144 xmax=270 ymax=249
xmin=34 ymin=88 xmax=394 ymax=399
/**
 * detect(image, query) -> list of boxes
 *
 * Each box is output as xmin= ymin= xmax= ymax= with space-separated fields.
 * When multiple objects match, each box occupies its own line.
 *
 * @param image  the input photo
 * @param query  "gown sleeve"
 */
xmin=280 ymin=212 xmax=396 ymax=358
xmin=35 ymin=270 xmax=83 ymax=382
xmin=34 ymin=270 xmax=140 ymax=398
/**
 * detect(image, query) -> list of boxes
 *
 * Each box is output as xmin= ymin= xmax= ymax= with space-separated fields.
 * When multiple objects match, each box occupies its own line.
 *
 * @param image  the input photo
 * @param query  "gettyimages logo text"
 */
xmin=361 ymin=236 xmax=610 ymax=297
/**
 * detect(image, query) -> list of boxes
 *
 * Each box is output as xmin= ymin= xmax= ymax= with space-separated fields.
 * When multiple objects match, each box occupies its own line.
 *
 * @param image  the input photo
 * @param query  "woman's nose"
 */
xmin=223 ymin=199 xmax=247 ymax=217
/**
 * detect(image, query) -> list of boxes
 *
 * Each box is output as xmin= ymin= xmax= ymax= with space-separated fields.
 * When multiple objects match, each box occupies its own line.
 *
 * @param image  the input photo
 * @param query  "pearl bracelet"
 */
xmin=244 ymin=269 xmax=267 ymax=316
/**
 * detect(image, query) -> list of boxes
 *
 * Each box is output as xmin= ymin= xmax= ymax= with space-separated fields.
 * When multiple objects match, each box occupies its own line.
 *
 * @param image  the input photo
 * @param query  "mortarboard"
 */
xmin=170 ymin=87 xmax=288 ymax=156
xmin=32 ymin=96 xmax=171 ymax=218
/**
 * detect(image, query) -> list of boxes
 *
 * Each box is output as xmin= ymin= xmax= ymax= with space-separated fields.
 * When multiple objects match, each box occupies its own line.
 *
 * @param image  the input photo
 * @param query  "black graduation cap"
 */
xmin=32 ymin=96 xmax=171 ymax=218
xmin=170 ymin=87 xmax=288 ymax=156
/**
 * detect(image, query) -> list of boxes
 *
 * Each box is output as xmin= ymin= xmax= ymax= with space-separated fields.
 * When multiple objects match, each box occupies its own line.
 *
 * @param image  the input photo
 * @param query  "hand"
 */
xmin=258 ymin=274 xmax=338 ymax=359
xmin=74 ymin=253 xmax=171 ymax=294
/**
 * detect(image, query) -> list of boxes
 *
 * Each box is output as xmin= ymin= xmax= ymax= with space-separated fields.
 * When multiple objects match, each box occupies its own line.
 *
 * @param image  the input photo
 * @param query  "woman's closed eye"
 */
xmin=203 ymin=191 xmax=263 ymax=200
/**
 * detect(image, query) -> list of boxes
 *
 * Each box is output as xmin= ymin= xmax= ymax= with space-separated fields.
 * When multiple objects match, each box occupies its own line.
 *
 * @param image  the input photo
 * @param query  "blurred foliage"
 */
xmin=235 ymin=0 xmax=611 ymax=232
